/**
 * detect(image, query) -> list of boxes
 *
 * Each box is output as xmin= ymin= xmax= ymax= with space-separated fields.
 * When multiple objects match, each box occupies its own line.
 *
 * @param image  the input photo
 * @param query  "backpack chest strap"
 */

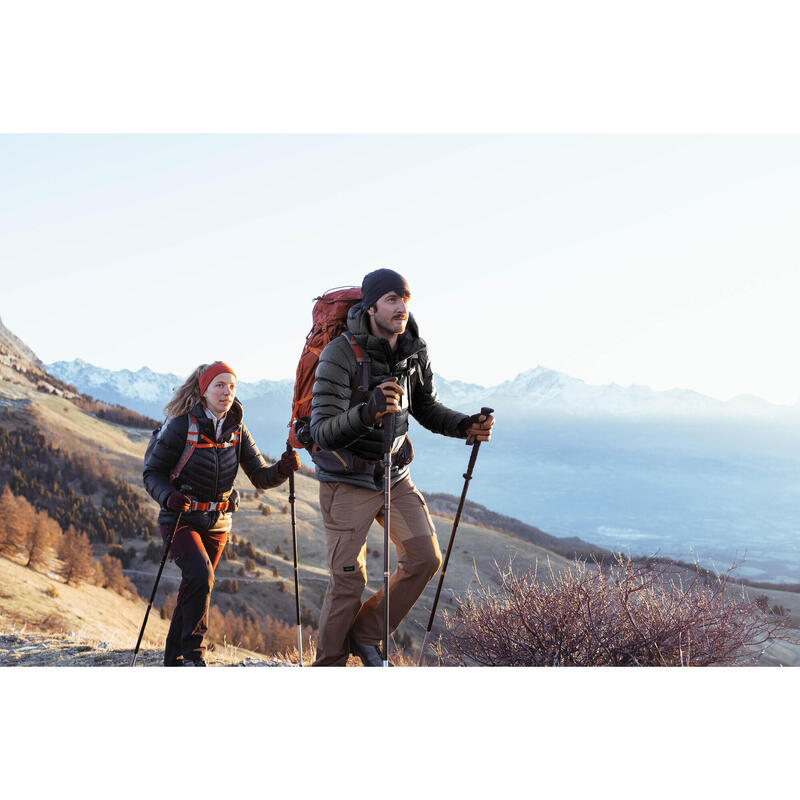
xmin=169 ymin=416 xmax=241 ymax=482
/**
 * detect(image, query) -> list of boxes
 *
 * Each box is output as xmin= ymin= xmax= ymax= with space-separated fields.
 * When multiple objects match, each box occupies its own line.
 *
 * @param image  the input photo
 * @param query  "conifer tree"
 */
xmin=0 ymin=485 xmax=35 ymax=557
xmin=25 ymin=509 xmax=61 ymax=570
xmin=59 ymin=526 xmax=94 ymax=585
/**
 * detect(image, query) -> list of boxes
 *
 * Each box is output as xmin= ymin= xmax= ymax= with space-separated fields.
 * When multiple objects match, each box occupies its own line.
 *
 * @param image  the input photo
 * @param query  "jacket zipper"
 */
xmin=332 ymin=450 xmax=350 ymax=471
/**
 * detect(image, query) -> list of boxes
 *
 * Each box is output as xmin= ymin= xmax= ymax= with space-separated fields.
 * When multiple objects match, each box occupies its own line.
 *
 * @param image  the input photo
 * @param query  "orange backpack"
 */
xmin=288 ymin=287 xmax=369 ymax=450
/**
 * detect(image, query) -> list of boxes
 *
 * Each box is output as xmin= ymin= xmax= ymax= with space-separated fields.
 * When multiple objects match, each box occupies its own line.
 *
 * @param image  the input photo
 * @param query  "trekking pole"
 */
xmin=382 ymin=412 xmax=396 ymax=668
xmin=417 ymin=406 xmax=494 ymax=666
xmin=286 ymin=440 xmax=303 ymax=667
xmin=131 ymin=509 xmax=183 ymax=666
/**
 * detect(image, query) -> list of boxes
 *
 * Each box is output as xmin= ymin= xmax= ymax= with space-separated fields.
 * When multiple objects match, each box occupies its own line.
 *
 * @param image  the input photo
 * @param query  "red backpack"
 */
xmin=288 ymin=287 xmax=369 ymax=450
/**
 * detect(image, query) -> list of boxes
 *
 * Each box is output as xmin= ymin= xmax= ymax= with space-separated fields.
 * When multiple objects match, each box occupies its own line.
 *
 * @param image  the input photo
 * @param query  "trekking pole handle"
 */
xmin=285 ymin=440 xmax=296 ymax=500
xmin=463 ymin=407 xmax=494 ymax=476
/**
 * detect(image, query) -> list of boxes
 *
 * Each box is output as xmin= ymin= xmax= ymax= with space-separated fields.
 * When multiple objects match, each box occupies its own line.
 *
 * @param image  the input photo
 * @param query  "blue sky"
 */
xmin=2 ymin=133 xmax=799 ymax=405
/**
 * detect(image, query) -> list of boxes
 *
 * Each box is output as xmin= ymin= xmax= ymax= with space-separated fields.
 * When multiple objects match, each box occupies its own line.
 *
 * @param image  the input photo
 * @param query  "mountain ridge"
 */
xmin=46 ymin=358 xmax=797 ymax=419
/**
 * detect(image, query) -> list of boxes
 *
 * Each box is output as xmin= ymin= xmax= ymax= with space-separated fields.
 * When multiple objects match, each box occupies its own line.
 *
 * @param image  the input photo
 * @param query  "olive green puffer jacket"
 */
xmin=310 ymin=302 xmax=468 ymax=489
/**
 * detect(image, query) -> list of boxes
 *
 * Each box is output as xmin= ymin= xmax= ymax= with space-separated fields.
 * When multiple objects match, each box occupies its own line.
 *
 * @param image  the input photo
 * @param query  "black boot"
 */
xmin=350 ymin=639 xmax=387 ymax=667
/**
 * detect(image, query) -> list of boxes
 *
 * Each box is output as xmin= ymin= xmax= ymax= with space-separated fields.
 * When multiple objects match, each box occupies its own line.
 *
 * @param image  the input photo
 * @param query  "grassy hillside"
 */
xmin=4 ymin=350 xmax=800 ymax=666
xmin=0 ymin=555 xmax=279 ymax=666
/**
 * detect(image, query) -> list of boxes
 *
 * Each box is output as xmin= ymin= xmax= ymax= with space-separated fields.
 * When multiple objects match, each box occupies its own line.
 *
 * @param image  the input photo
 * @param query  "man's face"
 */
xmin=370 ymin=290 xmax=410 ymax=336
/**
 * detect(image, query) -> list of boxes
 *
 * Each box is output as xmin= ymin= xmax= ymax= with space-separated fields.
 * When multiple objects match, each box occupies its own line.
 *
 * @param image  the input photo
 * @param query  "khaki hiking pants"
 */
xmin=313 ymin=476 xmax=443 ymax=666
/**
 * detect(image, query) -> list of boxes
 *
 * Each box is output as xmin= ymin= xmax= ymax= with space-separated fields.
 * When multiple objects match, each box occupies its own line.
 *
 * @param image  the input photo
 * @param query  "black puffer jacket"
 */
xmin=310 ymin=303 xmax=468 ymax=489
xmin=143 ymin=398 xmax=286 ymax=533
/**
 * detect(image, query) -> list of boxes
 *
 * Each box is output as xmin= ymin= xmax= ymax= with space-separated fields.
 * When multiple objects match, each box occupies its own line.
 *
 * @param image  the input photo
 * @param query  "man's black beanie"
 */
xmin=361 ymin=268 xmax=410 ymax=309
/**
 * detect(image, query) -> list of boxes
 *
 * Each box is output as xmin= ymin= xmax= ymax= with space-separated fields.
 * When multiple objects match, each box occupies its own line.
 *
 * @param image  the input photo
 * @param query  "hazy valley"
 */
xmin=48 ymin=356 xmax=800 ymax=583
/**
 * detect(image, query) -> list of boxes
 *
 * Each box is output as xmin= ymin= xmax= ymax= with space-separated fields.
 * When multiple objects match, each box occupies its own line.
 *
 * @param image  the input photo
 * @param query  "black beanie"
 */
xmin=361 ymin=268 xmax=410 ymax=309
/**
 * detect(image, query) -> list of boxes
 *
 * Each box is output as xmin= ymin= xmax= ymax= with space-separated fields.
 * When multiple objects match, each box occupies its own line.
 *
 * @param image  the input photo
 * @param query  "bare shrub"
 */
xmin=95 ymin=552 xmax=136 ymax=595
xmin=439 ymin=556 xmax=789 ymax=666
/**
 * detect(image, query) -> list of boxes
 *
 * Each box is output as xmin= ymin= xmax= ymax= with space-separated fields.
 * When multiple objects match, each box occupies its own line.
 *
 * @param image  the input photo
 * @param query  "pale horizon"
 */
xmin=3 ymin=134 xmax=800 ymax=406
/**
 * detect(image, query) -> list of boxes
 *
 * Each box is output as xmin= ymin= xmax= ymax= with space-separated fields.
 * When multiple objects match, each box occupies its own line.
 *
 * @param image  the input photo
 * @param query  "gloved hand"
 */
xmin=166 ymin=491 xmax=191 ymax=512
xmin=458 ymin=411 xmax=494 ymax=445
xmin=361 ymin=380 xmax=405 ymax=426
xmin=277 ymin=449 xmax=302 ymax=477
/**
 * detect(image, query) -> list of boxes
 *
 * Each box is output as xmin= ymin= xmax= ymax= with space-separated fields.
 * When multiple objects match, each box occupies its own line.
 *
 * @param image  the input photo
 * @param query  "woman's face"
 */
xmin=202 ymin=372 xmax=236 ymax=417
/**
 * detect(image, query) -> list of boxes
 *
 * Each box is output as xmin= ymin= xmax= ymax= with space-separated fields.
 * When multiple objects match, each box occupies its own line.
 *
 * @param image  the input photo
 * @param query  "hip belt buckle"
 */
xmin=189 ymin=499 xmax=230 ymax=512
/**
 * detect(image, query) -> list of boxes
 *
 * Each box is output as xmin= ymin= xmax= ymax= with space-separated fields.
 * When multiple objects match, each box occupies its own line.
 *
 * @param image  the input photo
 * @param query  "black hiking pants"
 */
xmin=161 ymin=523 xmax=227 ymax=666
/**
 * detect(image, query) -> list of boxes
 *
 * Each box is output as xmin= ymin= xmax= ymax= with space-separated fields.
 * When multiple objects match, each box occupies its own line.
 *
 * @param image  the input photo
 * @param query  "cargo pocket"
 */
xmin=326 ymin=527 xmax=366 ymax=581
xmin=409 ymin=487 xmax=436 ymax=538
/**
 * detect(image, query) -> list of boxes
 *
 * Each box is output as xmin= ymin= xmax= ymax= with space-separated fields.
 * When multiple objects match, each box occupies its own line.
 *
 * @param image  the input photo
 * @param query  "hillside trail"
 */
xmin=0 ymin=628 xmax=295 ymax=667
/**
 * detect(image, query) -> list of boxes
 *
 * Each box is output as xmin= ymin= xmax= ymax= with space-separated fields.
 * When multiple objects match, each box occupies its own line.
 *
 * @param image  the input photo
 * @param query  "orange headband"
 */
xmin=198 ymin=361 xmax=236 ymax=394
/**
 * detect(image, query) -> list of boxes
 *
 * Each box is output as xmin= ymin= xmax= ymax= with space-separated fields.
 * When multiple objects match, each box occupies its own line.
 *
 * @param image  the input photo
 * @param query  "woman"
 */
xmin=143 ymin=361 xmax=300 ymax=666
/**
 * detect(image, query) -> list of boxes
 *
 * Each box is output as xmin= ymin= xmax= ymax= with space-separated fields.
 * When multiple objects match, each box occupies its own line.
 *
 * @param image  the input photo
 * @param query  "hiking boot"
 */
xmin=183 ymin=657 xmax=207 ymax=667
xmin=350 ymin=639 xmax=386 ymax=667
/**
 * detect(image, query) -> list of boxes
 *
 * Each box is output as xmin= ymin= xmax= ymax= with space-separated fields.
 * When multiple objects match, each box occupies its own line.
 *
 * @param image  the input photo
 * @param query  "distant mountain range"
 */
xmin=45 ymin=358 xmax=797 ymax=421
xmin=29 ymin=354 xmax=800 ymax=585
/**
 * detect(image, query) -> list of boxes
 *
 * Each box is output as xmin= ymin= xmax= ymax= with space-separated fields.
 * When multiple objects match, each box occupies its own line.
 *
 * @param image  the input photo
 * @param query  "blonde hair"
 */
xmin=164 ymin=363 xmax=208 ymax=420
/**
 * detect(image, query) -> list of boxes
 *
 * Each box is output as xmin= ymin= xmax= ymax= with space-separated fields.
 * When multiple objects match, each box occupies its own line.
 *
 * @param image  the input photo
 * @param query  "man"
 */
xmin=309 ymin=268 xmax=494 ymax=666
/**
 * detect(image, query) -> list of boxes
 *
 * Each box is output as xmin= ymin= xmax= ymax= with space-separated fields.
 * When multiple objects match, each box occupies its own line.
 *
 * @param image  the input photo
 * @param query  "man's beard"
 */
xmin=374 ymin=314 xmax=407 ymax=338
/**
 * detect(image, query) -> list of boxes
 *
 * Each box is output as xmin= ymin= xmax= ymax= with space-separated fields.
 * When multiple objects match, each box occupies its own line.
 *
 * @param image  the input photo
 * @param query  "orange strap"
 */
xmin=170 ymin=415 xmax=241 ymax=482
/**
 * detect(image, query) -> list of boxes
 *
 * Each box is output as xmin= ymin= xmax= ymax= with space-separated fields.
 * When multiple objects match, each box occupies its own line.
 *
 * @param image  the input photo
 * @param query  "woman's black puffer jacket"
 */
xmin=143 ymin=398 xmax=286 ymax=533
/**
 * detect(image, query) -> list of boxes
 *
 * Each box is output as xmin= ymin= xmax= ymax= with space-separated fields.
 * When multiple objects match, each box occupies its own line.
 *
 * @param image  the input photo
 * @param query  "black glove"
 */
xmin=457 ymin=410 xmax=494 ymax=445
xmin=361 ymin=380 xmax=404 ymax=426
xmin=277 ymin=449 xmax=301 ymax=477
xmin=166 ymin=491 xmax=191 ymax=512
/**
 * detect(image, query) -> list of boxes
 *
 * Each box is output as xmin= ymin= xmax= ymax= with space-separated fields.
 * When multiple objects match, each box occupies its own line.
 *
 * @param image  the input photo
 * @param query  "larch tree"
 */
xmin=0 ymin=485 xmax=35 ymax=558
xmin=59 ymin=525 xmax=95 ymax=585
xmin=25 ymin=509 xmax=62 ymax=571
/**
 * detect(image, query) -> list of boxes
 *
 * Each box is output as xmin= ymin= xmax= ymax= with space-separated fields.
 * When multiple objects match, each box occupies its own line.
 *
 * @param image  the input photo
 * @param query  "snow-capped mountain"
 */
xmin=435 ymin=366 xmax=790 ymax=418
xmin=46 ymin=358 xmax=294 ymax=420
xmin=46 ymin=359 xmax=793 ymax=420
xmin=46 ymin=360 xmax=183 ymax=419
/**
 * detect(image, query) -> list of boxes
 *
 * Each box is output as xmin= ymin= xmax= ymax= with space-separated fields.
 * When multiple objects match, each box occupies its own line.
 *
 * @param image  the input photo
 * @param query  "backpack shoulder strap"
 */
xmin=169 ymin=413 xmax=200 ymax=482
xmin=343 ymin=330 xmax=371 ymax=401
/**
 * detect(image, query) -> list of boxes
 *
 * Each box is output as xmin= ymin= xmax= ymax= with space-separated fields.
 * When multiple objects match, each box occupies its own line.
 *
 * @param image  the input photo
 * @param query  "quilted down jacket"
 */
xmin=310 ymin=302 xmax=468 ymax=489
xmin=143 ymin=398 xmax=286 ymax=532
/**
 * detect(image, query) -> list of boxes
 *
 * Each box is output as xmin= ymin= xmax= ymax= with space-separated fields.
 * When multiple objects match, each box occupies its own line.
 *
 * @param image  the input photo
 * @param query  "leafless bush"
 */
xmin=438 ymin=556 xmax=790 ymax=666
xmin=207 ymin=606 xmax=314 ymax=656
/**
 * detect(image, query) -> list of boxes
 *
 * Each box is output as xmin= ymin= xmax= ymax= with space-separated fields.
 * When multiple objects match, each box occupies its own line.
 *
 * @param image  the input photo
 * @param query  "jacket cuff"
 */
xmin=350 ymin=403 xmax=374 ymax=434
xmin=455 ymin=415 xmax=471 ymax=438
